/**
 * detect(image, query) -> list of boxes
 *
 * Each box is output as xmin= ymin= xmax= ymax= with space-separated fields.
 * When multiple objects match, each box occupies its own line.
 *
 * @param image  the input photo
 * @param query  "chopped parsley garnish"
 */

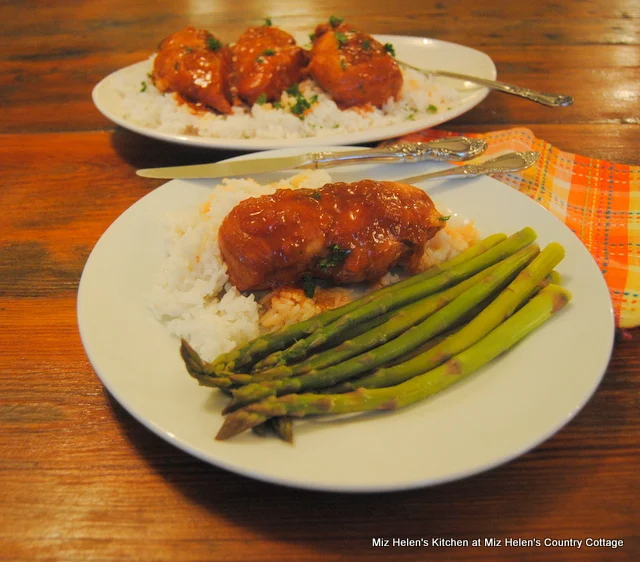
xmin=339 ymin=57 xmax=347 ymax=70
xmin=362 ymin=39 xmax=371 ymax=51
xmin=285 ymin=83 xmax=318 ymax=117
xmin=256 ymin=93 xmax=267 ymax=105
xmin=309 ymin=32 xmax=316 ymax=41
xmin=335 ymin=31 xmax=348 ymax=48
xmin=309 ymin=191 xmax=322 ymax=200
xmin=264 ymin=17 xmax=272 ymax=26
xmin=256 ymin=56 xmax=265 ymax=63
xmin=291 ymin=94 xmax=317 ymax=116
xmin=383 ymin=42 xmax=396 ymax=57
xmin=174 ymin=61 xmax=179 ymax=70
xmin=318 ymin=244 xmax=350 ymax=270
xmin=406 ymin=113 xmax=416 ymax=121
xmin=207 ymin=37 xmax=222 ymax=51
xmin=302 ymin=274 xmax=317 ymax=298
xmin=427 ymin=104 xmax=437 ymax=113
xmin=140 ymin=81 xmax=147 ymax=92
xmin=262 ymin=48 xmax=276 ymax=56
xmin=286 ymin=83 xmax=301 ymax=96
xmin=273 ymin=101 xmax=283 ymax=109
xmin=439 ymin=215 xmax=451 ymax=221
xmin=184 ymin=47 xmax=194 ymax=53
xmin=329 ymin=15 xmax=344 ymax=28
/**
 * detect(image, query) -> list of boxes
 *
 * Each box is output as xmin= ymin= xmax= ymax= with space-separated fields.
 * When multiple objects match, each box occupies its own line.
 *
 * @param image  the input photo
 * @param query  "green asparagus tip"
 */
xmin=216 ymin=411 xmax=269 ymax=440
xmin=180 ymin=339 xmax=206 ymax=376
xmin=270 ymin=416 xmax=294 ymax=444
xmin=552 ymin=285 xmax=572 ymax=312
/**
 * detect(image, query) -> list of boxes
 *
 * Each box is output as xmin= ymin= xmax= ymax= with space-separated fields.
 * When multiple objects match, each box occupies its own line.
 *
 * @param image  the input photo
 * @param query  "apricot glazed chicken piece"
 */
xmin=306 ymin=19 xmax=403 ymax=108
xmin=229 ymin=25 xmax=308 ymax=105
xmin=152 ymin=26 xmax=233 ymax=114
xmin=218 ymin=180 xmax=445 ymax=292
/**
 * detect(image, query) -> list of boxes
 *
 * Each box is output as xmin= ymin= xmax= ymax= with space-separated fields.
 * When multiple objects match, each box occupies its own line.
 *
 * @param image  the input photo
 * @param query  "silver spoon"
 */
xmin=401 ymin=61 xmax=573 ymax=108
xmin=398 ymin=151 xmax=540 ymax=183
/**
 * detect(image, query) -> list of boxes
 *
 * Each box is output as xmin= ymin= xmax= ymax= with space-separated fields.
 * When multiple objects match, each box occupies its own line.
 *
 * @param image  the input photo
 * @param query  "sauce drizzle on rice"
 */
xmin=147 ymin=171 xmax=479 ymax=363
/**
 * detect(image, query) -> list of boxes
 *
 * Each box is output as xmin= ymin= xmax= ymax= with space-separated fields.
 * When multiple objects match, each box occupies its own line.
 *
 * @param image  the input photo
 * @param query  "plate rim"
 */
xmin=92 ymin=34 xmax=496 ymax=151
xmin=77 ymin=148 xmax=615 ymax=493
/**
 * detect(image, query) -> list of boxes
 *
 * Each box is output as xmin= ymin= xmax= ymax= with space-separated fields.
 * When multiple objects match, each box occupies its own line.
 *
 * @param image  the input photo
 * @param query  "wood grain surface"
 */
xmin=1 ymin=1 xmax=638 ymax=561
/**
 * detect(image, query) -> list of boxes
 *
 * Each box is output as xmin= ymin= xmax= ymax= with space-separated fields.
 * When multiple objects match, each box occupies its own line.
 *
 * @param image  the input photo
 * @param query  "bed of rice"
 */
xmin=111 ymin=55 xmax=461 ymax=140
xmin=148 ymin=171 xmax=479 ymax=362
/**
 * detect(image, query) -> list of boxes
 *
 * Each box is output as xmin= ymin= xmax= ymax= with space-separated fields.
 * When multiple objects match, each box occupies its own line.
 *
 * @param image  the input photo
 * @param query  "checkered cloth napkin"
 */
xmin=393 ymin=127 xmax=640 ymax=329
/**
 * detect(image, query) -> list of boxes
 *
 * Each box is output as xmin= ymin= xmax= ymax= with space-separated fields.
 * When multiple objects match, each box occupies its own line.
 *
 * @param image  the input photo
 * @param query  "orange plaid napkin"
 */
xmin=393 ymin=127 xmax=640 ymax=329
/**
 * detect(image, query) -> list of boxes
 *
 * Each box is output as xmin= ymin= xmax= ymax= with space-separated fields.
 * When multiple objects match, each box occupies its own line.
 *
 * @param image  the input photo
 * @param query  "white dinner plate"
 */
xmin=77 ymin=148 xmax=614 ymax=493
xmin=92 ymin=35 xmax=495 ymax=150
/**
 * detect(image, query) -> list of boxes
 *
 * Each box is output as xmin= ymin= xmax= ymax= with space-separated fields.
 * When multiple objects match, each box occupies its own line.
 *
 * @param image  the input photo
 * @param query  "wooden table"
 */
xmin=2 ymin=1 xmax=638 ymax=560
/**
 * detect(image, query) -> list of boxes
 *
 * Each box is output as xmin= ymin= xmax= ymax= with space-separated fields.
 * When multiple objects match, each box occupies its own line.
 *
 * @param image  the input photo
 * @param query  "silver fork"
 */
xmin=401 ymin=61 xmax=573 ymax=108
xmin=398 ymin=151 xmax=540 ymax=183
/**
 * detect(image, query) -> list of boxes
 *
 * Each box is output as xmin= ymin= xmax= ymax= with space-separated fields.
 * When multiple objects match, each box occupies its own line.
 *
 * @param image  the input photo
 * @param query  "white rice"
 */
xmin=112 ymin=55 xmax=461 ymax=140
xmin=148 ymin=172 xmax=478 ymax=362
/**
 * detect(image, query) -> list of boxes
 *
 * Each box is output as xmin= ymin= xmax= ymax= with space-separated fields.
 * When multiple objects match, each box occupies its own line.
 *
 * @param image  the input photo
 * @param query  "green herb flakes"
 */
xmin=302 ymin=274 xmax=317 ymax=298
xmin=207 ymin=37 xmax=222 ymax=51
xmin=362 ymin=39 xmax=371 ymax=51
xmin=262 ymin=48 xmax=276 ymax=56
xmin=140 ymin=81 xmax=147 ymax=92
xmin=291 ymin=97 xmax=310 ymax=115
xmin=427 ymin=104 xmax=437 ymax=113
xmin=264 ymin=17 xmax=272 ymax=26
xmin=329 ymin=15 xmax=344 ymax=28
xmin=286 ymin=83 xmax=301 ymax=96
xmin=285 ymin=83 xmax=317 ymax=118
xmin=256 ymin=93 xmax=267 ymax=105
xmin=318 ymin=244 xmax=350 ymax=270
xmin=335 ymin=31 xmax=348 ymax=48
xmin=383 ymin=42 xmax=396 ymax=57
xmin=439 ymin=215 xmax=451 ymax=222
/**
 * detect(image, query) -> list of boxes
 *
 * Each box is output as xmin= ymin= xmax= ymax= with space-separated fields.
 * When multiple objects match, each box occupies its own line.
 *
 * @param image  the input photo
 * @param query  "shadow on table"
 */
xmin=105 ymin=388 xmax=602 ymax=557
xmin=109 ymin=127 xmax=248 ymax=170
xmin=108 ymin=126 xmax=382 ymax=171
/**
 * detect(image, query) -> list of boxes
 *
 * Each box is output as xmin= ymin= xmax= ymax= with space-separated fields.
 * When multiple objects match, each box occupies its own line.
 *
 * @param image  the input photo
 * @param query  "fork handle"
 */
xmin=432 ymin=69 xmax=574 ymax=107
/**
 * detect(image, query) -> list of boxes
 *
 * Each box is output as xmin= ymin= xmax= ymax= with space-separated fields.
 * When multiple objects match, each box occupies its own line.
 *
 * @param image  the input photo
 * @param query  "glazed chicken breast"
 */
xmin=152 ymin=26 xmax=233 ymax=114
xmin=229 ymin=25 xmax=308 ymax=105
xmin=218 ymin=180 xmax=445 ymax=292
xmin=306 ymin=21 xmax=403 ymax=108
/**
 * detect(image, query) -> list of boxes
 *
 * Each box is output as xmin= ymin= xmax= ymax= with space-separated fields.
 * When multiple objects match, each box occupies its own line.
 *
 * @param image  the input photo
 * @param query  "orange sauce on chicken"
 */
xmin=218 ymin=180 xmax=444 ymax=291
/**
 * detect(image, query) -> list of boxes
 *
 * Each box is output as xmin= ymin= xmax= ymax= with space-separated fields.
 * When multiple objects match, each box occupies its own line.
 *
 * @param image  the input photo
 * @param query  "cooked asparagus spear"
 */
xmin=208 ymin=233 xmax=509 ymax=374
xmin=325 ymin=269 xmax=560 ymax=392
xmin=257 ymin=228 xmax=537 ymax=370
xmin=181 ymin=268 xmax=561 ymax=392
xmin=223 ymin=244 xmax=539 ymax=412
xmin=333 ymin=243 xmax=565 ymax=391
xmin=181 ymin=296 xmax=426 ymax=389
xmin=250 ymin=416 xmax=294 ymax=442
xmin=248 ymin=261 xmax=505 ymax=382
xmin=216 ymin=284 xmax=571 ymax=440
xmin=270 ymin=416 xmax=294 ymax=444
